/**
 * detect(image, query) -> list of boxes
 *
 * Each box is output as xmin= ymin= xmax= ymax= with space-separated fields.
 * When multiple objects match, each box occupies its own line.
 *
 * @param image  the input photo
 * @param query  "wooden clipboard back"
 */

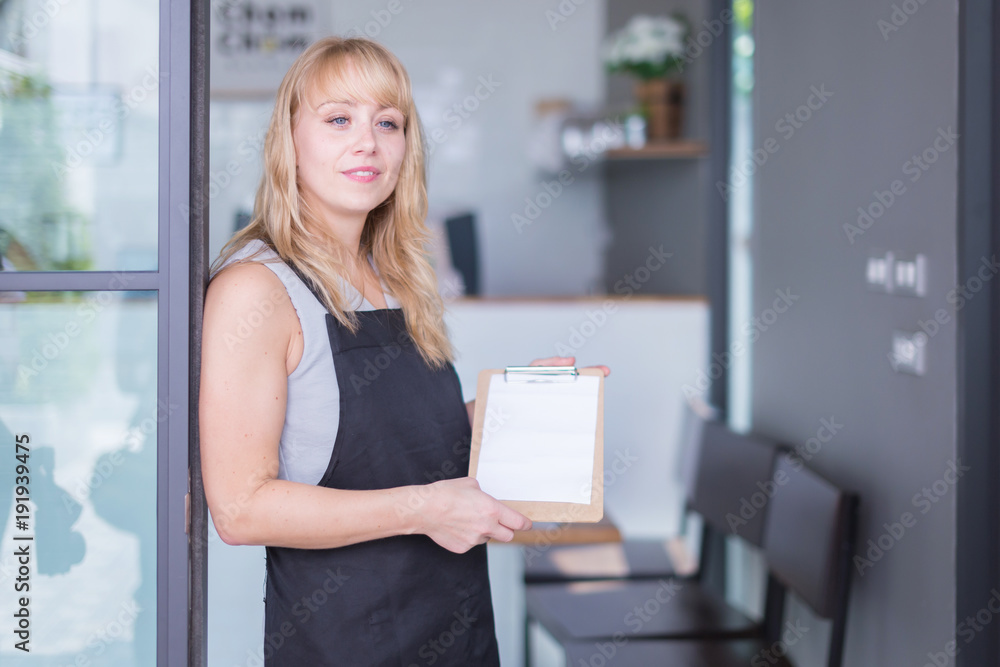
xmin=468 ymin=367 xmax=605 ymax=523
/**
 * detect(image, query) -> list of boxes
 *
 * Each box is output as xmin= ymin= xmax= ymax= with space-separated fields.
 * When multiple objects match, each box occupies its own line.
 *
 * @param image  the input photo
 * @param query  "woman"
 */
xmin=201 ymin=36 xmax=594 ymax=665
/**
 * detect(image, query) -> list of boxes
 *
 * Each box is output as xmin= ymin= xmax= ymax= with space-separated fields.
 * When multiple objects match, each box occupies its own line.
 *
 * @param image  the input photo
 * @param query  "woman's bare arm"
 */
xmin=200 ymin=262 xmax=529 ymax=552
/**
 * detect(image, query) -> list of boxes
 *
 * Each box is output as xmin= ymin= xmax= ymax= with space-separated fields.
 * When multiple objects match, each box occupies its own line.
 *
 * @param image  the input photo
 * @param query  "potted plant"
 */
xmin=603 ymin=14 xmax=689 ymax=141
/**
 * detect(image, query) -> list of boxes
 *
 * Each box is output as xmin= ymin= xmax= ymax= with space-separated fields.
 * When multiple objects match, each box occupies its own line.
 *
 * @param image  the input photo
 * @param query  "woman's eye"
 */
xmin=327 ymin=116 xmax=348 ymax=126
xmin=378 ymin=119 xmax=399 ymax=130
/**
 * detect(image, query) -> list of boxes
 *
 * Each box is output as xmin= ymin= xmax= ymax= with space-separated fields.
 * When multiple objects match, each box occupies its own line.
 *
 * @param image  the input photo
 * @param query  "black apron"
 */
xmin=263 ymin=283 xmax=500 ymax=667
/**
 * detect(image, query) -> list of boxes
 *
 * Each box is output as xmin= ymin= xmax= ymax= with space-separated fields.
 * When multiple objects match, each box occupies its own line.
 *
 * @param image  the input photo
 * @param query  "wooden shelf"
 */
xmin=605 ymin=140 xmax=709 ymax=160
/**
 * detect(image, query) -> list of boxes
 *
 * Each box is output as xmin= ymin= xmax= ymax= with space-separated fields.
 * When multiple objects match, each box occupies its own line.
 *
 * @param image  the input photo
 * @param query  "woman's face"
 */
xmin=292 ymin=67 xmax=406 ymax=231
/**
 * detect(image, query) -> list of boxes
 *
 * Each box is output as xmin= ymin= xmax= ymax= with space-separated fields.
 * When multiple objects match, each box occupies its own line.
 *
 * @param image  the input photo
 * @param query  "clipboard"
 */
xmin=468 ymin=366 xmax=605 ymax=522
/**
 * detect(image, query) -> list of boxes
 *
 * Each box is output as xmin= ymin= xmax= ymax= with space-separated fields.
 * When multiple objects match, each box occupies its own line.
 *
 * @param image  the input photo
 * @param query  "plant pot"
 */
xmin=634 ymin=78 xmax=684 ymax=141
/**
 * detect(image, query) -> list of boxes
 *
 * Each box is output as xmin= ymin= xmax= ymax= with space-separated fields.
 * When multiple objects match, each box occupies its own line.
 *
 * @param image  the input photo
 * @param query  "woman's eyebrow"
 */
xmin=315 ymin=99 xmax=400 ymax=113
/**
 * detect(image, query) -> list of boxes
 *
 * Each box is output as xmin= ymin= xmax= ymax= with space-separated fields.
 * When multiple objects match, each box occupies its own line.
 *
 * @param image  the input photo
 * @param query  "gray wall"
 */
xmin=602 ymin=0 xmax=711 ymax=296
xmin=751 ymin=1 xmax=958 ymax=663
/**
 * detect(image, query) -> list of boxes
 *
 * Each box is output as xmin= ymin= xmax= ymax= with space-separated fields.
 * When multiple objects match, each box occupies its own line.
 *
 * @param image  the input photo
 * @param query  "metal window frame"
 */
xmin=159 ymin=0 xmax=194 ymax=664
xmin=0 ymin=0 xmax=204 ymax=664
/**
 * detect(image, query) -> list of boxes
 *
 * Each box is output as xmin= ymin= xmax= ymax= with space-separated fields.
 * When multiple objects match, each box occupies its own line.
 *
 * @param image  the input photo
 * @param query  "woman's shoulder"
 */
xmin=210 ymin=240 xmax=289 ymax=296
xmin=208 ymin=259 xmax=290 ymax=314
xmin=215 ymin=238 xmax=279 ymax=273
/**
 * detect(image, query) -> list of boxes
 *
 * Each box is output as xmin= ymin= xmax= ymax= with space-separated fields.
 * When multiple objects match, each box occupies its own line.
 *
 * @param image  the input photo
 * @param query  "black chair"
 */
xmin=525 ymin=420 xmax=782 ymax=663
xmin=546 ymin=453 xmax=860 ymax=667
xmin=444 ymin=211 xmax=480 ymax=295
xmin=522 ymin=398 xmax=715 ymax=584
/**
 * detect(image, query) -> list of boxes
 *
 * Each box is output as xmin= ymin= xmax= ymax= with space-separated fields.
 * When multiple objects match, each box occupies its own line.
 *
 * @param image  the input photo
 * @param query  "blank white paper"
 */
xmin=476 ymin=374 xmax=600 ymax=504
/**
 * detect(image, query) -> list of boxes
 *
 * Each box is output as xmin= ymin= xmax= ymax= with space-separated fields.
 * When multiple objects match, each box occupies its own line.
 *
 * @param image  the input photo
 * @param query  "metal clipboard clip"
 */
xmin=503 ymin=366 xmax=579 ymax=383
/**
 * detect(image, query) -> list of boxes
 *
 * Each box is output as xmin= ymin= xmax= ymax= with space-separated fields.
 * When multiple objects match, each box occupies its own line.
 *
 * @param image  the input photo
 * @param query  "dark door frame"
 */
xmin=956 ymin=0 xmax=1000 ymax=665
xmin=188 ymin=0 xmax=210 ymax=664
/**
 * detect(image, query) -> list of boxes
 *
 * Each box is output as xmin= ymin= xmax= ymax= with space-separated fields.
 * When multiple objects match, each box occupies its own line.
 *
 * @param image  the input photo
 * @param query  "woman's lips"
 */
xmin=342 ymin=168 xmax=381 ymax=183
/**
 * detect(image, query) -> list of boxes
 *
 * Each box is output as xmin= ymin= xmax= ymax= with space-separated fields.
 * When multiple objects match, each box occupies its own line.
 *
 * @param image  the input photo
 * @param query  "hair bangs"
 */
xmin=298 ymin=45 xmax=410 ymax=125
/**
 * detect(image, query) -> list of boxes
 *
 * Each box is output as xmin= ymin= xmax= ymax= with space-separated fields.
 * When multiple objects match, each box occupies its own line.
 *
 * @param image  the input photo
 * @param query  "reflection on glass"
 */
xmin=0 ymin=291 xmax=157 ymax=666
xmin=0 ymin=0 xmax=159 ymax=271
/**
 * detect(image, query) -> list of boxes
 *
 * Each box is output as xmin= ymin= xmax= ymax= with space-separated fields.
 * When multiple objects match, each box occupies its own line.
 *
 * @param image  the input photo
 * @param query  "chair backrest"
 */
xmin=762 ymin=453 xmax=859 ymax=667
xmin=684 ymin=417 xmax=779 ymax=548
xmin=762 ymin=453 xmax=858 ymax=618
xmin=444 ymin=212 xmax=479 ymax=295
xmin=675 ymin=396 xmax=715 ymax=494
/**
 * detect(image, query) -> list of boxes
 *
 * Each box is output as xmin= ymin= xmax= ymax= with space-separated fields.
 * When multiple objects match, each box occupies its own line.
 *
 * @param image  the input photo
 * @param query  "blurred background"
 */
xmin=0 ymin=0 xmax=991 ymax=665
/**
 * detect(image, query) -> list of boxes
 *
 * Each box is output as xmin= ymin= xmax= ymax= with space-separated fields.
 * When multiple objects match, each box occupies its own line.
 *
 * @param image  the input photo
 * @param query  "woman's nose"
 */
xmin=352 ymin=123 xmax=377 ymax=153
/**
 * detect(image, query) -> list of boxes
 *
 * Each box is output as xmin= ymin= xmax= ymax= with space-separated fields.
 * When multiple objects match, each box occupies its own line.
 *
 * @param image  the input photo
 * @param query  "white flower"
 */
xmin=603 ymin=14 xmax=687 ymax=70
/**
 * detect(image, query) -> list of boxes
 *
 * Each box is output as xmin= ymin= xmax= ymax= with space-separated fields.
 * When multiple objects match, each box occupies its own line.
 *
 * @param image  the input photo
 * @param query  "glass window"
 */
xmin=0 ymin=0 xmax=159 ymax=271
xmin=0 ymin=291 xmax=157 ymax=665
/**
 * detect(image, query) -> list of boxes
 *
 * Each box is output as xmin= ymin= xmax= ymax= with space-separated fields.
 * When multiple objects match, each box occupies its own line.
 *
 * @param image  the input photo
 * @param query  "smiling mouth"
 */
xmin=343 ymin=169 xmax=381 ymax=183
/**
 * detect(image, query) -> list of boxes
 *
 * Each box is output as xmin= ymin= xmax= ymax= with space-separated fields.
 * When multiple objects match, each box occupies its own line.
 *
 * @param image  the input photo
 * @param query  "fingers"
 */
xmin=490 ymin=525 xmax=515 ymax=543
xmin=422 ymin=478 xmax=531 ymax=553
xmin=529 ymin=356 xmax=574 ymax=367
xmin=497 ymin=503 xmax=532 ymax=532
xmin=529 ymin=357 xmax=611 ymax=377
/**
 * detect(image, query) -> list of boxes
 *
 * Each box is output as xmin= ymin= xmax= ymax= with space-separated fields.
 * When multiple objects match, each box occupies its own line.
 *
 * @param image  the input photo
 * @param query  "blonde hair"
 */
xmin=212 ymin=36 xmax=452 ymax=367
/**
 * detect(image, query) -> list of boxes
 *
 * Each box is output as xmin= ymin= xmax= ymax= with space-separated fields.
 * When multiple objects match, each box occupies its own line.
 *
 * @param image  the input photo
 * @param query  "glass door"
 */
xmin=0 ymin=0 xmax=195 ymax=664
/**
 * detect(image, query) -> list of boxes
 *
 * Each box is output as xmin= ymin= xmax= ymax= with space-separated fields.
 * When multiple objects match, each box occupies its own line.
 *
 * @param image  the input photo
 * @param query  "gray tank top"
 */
xmin=219 ymin=239 xmax=401 ymax=484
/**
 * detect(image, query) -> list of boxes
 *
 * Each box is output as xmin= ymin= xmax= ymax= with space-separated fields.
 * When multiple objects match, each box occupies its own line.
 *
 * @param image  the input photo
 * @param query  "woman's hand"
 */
xmin=529 ymin=355 xmax=610 ymax=377
xmin=414 ymin=477 xmax=532 ymax=553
